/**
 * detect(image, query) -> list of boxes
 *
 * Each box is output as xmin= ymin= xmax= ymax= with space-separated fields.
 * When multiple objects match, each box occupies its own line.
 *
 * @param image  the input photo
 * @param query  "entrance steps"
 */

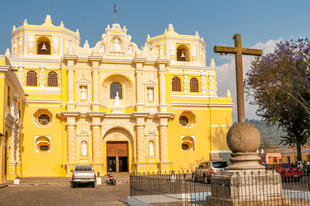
xmin=8 ymin=173 xmax=129 ymax=187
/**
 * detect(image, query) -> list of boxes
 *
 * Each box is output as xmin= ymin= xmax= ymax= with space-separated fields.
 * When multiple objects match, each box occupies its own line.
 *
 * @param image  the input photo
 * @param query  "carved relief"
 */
xmin=27 ymin=34 xmax=35 ymax=54
xmin=39 ymin=67 xmax=45 ymax=87
xmin=18 ymin=66 xmax=24 ymax=85
xmin=80 ymin=86 xmax=87 ymax=100
xmin=201 ymin=74 xmax=207 ymax=94
xmin=183 ymin=73 xmax=189 ymax=93
xmin=52 ymin=36 xmax=59 ymax=54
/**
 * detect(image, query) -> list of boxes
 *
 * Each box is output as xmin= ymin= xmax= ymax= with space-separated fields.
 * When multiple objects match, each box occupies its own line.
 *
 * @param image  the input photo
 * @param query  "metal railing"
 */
xmin=129 ymin=170 xmax=310 ymax=206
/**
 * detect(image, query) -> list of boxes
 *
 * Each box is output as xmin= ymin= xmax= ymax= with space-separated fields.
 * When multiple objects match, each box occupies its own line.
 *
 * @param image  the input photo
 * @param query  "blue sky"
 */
xmin=1 ymin=0 xmax=309 ymax=120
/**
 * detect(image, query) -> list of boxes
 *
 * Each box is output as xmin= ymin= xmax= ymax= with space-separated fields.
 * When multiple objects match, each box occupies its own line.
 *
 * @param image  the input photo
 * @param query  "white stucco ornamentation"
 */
xmin=27 ymin=34 xmax=34 ymax=54
xmin=113 ymin=38 xmax=120 ymax=52
xmin=52 ymin=36 xmax=59 ymax=54
xmin=80 ymin=86 xmax=87 ymax=100
xmin=183 ymin=73 xmax=189 ymax=93
xmin=148 ymin=141 xmax=155 ymax=156
xmin=147 ymin=88 xmax=154 ymax=103
xmin=39 ymin=67 xmax=45 ymax=87
xmin=100 ymin=43 xmax=105 ymax=54
xmin=18 ymin=66 xmax=24 ymax=85
xmin=81 ymin=141 xmax=87 ymax=156
xmin=128 ymin=44 xmax=133 ymax=54
xmin=201 ymin=74 xmax=207 ymax=94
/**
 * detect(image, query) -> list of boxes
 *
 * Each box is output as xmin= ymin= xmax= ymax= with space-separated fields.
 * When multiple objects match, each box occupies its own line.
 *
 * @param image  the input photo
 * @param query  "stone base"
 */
xmin=206 ymin=196 xmax=290 ymax=206
xmin=206 ymin=170 xmax=289 ymax=206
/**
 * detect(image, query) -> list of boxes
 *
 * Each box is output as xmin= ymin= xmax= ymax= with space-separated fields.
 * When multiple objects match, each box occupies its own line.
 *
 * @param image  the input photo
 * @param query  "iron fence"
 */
xmin=129 ymin=170 xmax=310 ymax=206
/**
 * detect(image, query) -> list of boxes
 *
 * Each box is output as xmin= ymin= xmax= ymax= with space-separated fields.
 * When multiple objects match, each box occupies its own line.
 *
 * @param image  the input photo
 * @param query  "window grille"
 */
xmin=172 ymin=77 xmax=181 ymax=91
xmin=47 ymin=71 xmax=58 ymax=87
xmin=190 ymin=78 xmax=199 ymax=92
xmin=27 ymin=71 xmax=37 ymax=86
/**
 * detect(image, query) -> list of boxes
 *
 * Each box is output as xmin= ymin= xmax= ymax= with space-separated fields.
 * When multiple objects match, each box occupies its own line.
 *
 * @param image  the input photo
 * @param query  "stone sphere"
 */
xmin=226 ymin=122 xmax=261 ymax=153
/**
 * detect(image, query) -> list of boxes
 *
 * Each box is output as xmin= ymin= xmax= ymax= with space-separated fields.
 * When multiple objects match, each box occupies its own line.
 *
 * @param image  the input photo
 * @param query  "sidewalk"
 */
xmin=8 ymin=173 xmax=129 ymax=187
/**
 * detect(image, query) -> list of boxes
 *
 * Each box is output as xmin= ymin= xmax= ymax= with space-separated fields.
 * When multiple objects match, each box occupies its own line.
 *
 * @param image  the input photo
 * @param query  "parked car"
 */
xmin=267 ymin=163 xmax=303 ymax=182
xmin=192 ymin=161 xmax=228 ymax=184
xmin=71 ymin=165 xmax=96 ymax=188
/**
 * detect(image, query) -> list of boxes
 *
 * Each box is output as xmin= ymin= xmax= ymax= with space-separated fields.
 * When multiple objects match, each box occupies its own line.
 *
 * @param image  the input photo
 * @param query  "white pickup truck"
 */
xmin=71 ymin=165 xmax=96 ymax=188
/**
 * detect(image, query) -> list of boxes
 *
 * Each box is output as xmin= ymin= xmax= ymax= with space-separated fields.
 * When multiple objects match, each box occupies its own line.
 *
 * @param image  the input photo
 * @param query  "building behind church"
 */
xmin=0 ymin=15 xmax=233 ymax=181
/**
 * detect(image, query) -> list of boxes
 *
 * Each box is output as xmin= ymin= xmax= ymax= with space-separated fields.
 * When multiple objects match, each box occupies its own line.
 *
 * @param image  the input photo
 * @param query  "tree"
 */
xmin=245 ymin=38 xmax=310 ymax=162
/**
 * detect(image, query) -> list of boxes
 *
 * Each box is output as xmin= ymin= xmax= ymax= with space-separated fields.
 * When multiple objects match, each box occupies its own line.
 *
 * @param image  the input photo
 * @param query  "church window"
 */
xmin=179 ymin=116 xmax=189 ymax=126
xmin=181 ymin=136 xmax=194 ymax=151
xmin=176 ymin=45 xmax=190 ymax=61
xmin=172 ymin=77 xmax=181 ymax=91
xmin=110 ymin=82 xmax=122 ymax=99
xmin=190 ymin=78 xmax=199 ymax=92
xmin=26 ymin=71 xmax=37 ymax=86
xmin=37 ymin=37 xmax=51 ymax=55
xmin=47 ymin=71 xmax=58 ymax=87
xmin=179 ymin=111 xmax=196 ymax=127
xmin=35 ymin=136 xmax=50 ymax=152
xmin=38 ymin=114 xmax=50 ymax=126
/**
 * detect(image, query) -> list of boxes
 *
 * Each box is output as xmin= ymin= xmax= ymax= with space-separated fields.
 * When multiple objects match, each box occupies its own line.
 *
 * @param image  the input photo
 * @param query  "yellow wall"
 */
xmin=21 ymin=106 xmax=64 ymax=177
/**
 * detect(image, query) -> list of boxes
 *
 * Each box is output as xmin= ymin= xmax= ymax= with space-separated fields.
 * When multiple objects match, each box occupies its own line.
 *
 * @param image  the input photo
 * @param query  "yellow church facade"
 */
xmin=0 ymin=15 xmax=232 ymax=180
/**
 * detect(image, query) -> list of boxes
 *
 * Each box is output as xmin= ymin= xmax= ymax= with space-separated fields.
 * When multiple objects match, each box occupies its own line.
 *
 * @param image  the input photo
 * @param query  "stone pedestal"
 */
xmin=206 ymin=170 xmax=290 ymax=206
xmin=206 ymin=122 xmax=290 ymax=206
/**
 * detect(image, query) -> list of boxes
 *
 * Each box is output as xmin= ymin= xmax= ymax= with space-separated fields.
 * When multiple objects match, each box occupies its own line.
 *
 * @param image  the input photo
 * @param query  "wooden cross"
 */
xmin=214 ymin=34 xmax=262 ymax=123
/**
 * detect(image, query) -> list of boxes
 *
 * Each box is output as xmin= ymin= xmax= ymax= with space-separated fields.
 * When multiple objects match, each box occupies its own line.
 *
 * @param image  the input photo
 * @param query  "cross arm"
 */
xmin=241 ymin=48 xmax=262 ymax=56
xmin=214 ymin=46 xmax=238 ymax=54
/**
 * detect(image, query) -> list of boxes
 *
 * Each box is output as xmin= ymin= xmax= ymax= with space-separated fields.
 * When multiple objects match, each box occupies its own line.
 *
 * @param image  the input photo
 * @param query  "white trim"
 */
xmin=26 ymin=99 xmax=62 ymax=104
xmin=34 ymin=136 xmax=51 ymax=153
xmin=170 ymin=102 xmax=234 ymax=107
xmin=170 ymin=94 xmax=218 ymax=98
xmin=210 ymin=150 xmax=231 ymax=154
xmin=181 ymin=135 xmax=195 ymax=151
xmin=23 ymin=86 xmax=61 ymax=91
xmin=210 ymin=124 xmax=232 ymax=127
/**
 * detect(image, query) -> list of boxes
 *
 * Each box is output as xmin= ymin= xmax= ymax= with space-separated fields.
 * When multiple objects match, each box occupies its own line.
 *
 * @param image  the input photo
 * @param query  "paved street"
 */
xmin=0 ymin=182 xmax=129 ymax=206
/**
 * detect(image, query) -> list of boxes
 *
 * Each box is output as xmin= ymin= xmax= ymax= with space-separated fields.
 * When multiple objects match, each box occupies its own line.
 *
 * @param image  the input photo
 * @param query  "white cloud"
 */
xmin=216 ymin=38 xmax=281 ymax=121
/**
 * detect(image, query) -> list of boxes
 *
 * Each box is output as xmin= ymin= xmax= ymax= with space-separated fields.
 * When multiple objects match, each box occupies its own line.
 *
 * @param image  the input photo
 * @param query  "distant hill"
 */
xmin=246 ymin=119 xmax=286 ymax=148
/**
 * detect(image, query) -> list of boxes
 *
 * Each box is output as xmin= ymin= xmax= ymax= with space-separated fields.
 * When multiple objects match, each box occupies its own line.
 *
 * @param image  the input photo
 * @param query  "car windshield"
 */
xmin=75 ymin=166 xmax=92 ymax=171
xmin=281 ymin=164 xmax=294 ymax=168
xmin=212 ymin=162 xmax=228 ymax=168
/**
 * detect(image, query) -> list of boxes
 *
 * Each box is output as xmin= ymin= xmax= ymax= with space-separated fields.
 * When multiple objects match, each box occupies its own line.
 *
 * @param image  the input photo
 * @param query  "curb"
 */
xmin=0 ymin=183 xmax=9 ymax=188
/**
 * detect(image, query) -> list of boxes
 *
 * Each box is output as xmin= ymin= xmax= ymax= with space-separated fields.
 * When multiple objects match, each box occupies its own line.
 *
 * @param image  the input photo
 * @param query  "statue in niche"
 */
xmin=100 ymin=44 xmax=105 ymax=54
xmin=147 ymin=88 xmax=154 ymax=102
xmin=81 ymin=141 xmax=87 ymax=156
xmin=113 ymin=38 xmax=120 ymax=52
xmin=128 ymin=45 xmax=133 ymax=54
xmin=114 ymin=91 xmax=121 ymax=106
xmin=80 ymin=86 xmax=87 ymax=100
xmin=148 ymin=141 xmax=155 ymax=156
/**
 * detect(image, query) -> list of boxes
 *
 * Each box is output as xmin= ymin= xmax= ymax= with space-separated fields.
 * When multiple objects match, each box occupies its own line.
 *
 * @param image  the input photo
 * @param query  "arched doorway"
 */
xmin=103 ymin=127 xmax=133 ymax=173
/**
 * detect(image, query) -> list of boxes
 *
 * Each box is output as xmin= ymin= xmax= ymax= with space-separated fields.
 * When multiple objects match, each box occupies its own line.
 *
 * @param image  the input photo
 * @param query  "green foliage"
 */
xmin=245 ymin=39 xmax=310 ymax=161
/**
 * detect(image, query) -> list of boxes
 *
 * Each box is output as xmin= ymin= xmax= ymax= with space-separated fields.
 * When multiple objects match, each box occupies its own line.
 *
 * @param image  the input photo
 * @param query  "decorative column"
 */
xmin=135 ymin=115 xmax=146 ymax=172
xmin=8 ymin=124 xmax=16 ymax=180
xmin=66 ymin=122 xmax=76 ymax=164
xmin=90 ymin=57 xmax=101 ymax=112
xmin=18 ymin=66 xmax=24 ymax=86
xmin=15 ymin=122 xmax=22 ymax=177
xmin=64 ymin=56 xmax=77 ymax=111
xmin=156 ymin=59 xmax=169 ymax=113
xmin=133 ymin=59 xmax=145 ymax=112
xmin=159 ymin=116 xmax=170 ymax=172
xmin=201 ymin=72 xmax=207 ymax=94
xmin=92 ymin=125 xmax=101 ymax=163
xmin=39 ymin=66 xmax=45 ymax=87
xmin=183 ymin=71 xmax=189 ymax=94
